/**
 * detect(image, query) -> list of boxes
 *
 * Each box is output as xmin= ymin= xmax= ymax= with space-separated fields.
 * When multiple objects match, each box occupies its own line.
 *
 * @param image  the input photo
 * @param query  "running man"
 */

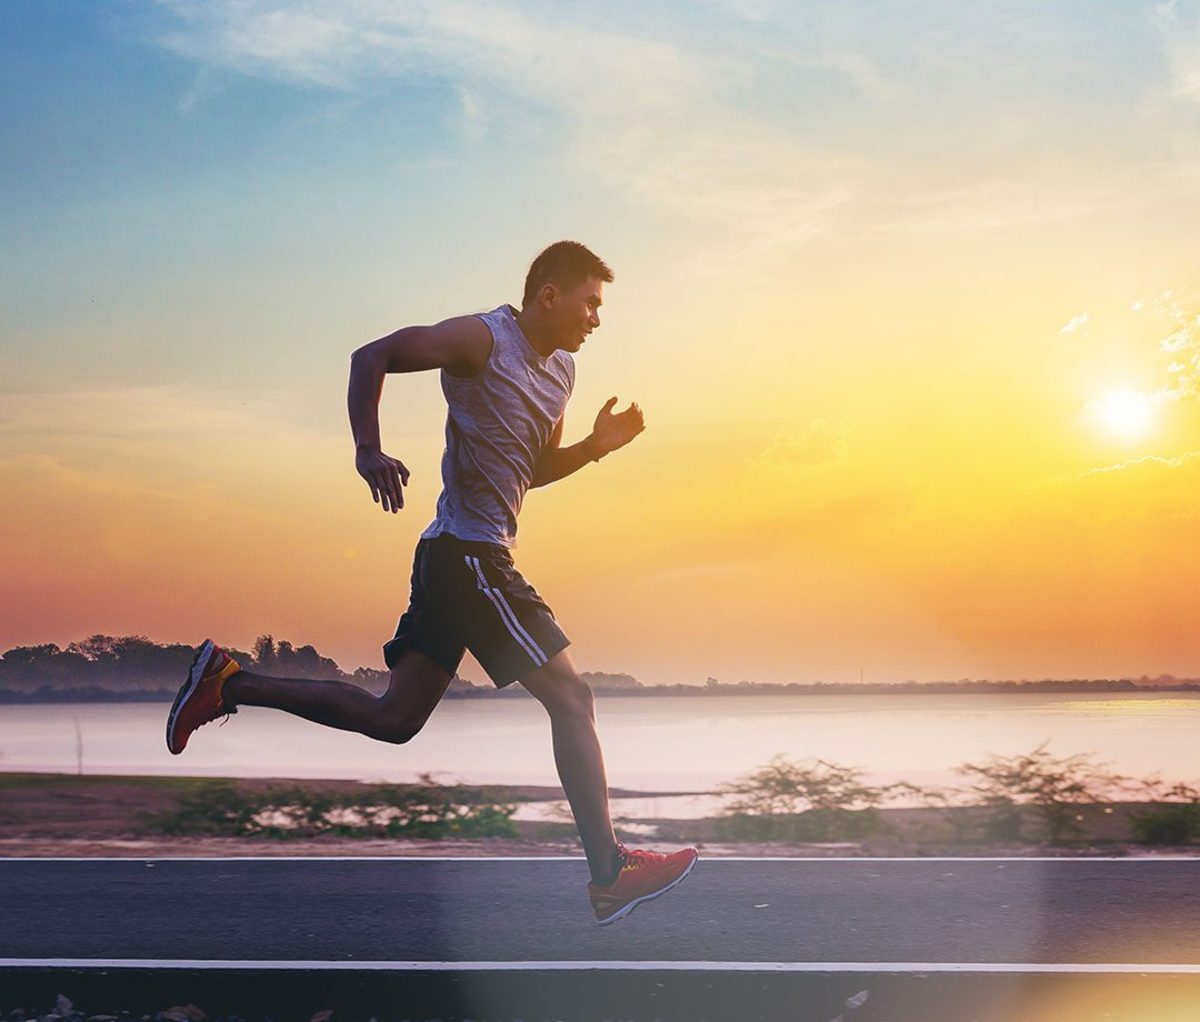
xmin=166 ymin=241 xmax=698 ymax=924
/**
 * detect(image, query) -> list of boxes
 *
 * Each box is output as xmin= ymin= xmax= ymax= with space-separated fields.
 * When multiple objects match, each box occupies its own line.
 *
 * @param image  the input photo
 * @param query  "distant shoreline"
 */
xmin=4 ymin=679 xmax=1199 ymax=704
xmin=7 ymin=636 xmax=1195 ymax=704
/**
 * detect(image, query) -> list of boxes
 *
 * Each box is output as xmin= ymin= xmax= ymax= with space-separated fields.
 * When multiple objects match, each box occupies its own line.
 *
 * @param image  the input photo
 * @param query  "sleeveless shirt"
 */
xmin=420 ymin=304 xmax=575 ymax=548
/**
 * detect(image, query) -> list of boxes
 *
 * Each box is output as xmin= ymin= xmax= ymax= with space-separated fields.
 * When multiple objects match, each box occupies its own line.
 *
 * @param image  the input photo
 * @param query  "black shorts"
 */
xmin=382 ymin=535 xmax=571 ymax=688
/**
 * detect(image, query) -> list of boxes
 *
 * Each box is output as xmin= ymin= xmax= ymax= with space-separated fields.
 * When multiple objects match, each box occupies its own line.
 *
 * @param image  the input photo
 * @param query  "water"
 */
xmin=4 ymin=692 xmax=1199 ymax=801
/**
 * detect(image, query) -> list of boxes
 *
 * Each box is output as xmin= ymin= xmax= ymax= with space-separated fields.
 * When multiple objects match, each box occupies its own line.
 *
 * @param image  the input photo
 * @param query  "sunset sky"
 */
xmin=4 ymin=1 xmax=1200 ymax=686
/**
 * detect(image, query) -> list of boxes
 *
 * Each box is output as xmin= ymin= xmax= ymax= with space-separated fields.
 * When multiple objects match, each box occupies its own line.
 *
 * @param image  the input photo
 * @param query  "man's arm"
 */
xmin=531 ymin=397 xmax=645 ymax=489
xmin=348 ymin=316 xmax=492 ymax=513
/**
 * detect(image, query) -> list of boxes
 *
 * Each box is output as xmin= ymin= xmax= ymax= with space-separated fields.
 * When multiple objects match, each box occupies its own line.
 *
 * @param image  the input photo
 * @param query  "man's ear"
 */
xmin=539 ymin=282 xmax=559 ymax=309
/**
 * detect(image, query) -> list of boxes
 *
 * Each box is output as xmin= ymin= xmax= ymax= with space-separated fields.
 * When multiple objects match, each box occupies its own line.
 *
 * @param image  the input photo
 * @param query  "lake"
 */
xmin=4 ymin=692 xmax=1199 ymax=801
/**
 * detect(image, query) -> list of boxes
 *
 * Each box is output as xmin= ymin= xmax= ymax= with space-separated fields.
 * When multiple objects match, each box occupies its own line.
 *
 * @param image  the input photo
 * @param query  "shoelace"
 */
xmin=193 ymin=709 xmax=234 ymax=734
xmin=215 ymin=673 xmax=239 ymax=727
xmin=616 ymin=845 xmax=665 ymax=873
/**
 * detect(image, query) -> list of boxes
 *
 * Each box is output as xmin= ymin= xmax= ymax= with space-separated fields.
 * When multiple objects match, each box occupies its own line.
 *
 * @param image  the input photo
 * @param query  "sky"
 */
xmin=3 ymin=1 xmax=1200 ymax=686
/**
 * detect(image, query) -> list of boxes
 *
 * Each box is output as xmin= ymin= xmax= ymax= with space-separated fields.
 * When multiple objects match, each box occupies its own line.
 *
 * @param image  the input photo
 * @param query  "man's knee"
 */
xmin=367 ymin=650 xmax=449 ymax=744
xmin=370 ymin=723 xmax=421 ymax=745
xmin=366 ymin=709 xmax=425 ymax=745
xmin=526 ymin=659 xmax=594 ymax=721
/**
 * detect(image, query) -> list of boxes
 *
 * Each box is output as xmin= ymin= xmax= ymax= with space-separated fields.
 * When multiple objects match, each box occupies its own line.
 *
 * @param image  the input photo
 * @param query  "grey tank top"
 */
xmin=421 ymin=304 xmax=575 ymax=548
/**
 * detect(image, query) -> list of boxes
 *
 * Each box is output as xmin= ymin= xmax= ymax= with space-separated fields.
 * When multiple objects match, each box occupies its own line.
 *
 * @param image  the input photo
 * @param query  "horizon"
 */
xmin=2 ymin=631 xmax=1196 ymax=691
xmin=5 ymin=3 xmax=1200 ymax=685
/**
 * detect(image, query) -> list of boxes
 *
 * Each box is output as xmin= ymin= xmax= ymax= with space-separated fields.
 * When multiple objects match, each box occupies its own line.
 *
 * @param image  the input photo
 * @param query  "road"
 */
xmin=6 ymin=857 xmax=1200 ymax=1021
xmin=3 ymin=856 xmax=1200 ymax=964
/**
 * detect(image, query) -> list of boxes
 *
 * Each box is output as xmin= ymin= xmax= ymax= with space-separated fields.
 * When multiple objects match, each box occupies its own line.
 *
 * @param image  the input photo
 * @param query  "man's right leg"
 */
xmin=224 ymin=647 xmax=452 ymax=744
xmin=167 ymin=645 xmax=452 ymax=755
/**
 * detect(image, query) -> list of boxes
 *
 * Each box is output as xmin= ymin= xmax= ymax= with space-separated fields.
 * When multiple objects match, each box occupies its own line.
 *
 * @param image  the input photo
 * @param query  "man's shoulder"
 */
xmin=466 ymin=304 xmax=519 ymax=348
xmin=552 ymin=350 xmax=576 ymax=387
xmin=473 ymin=304 xmax=514 ymax=325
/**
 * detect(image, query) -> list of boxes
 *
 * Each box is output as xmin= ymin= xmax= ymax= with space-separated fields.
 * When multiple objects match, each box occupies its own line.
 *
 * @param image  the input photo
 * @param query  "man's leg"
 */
xmin=225 ymin=647 xmax=452 ymax=744
xmin=519 ymin=649 xmax=621 ymax=885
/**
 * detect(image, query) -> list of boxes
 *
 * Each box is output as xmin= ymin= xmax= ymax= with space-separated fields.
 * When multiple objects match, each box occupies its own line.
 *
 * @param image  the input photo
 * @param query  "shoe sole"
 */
xmin=166 ymin=640 xmax=214 ymax=755
xmin=595 ymin=853 xmax=698 ymax=926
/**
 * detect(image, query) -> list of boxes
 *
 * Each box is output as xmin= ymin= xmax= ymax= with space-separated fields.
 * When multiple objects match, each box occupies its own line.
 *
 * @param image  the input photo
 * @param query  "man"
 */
xmin=166 ymin=241 xmax=697 ymax=924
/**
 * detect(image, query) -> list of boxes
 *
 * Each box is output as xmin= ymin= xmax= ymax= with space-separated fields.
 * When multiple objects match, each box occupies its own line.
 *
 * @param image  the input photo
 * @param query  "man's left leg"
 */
xmin=520 ymin=648 xmax=699 ymax=925
xmin=461 ymin=541 xmax=697 ymax=922
xmin=519 ymin=648 xmax=620 ymax=884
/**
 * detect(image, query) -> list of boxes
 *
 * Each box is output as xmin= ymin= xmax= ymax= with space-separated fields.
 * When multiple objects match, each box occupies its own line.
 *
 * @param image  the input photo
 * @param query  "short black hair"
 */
xmin=522 ymin=241 xmax=613 ymax=307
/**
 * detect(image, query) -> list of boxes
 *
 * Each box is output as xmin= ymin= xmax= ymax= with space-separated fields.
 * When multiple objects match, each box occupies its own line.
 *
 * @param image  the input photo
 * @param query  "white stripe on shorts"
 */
xmin=466 ymin=555 xmax=548 ymax=667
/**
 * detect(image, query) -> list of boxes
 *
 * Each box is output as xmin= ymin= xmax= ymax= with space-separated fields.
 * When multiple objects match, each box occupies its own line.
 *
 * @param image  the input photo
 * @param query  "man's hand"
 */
xmin=589 ymin=396 xmax=645 ymax=459
xmin=356 ymin=446 xmax=410 ymax=513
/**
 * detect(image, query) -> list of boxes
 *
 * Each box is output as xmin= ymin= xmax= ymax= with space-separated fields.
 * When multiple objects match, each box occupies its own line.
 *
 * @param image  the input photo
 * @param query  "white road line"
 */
xmin=2 ymin=959 xmax=1200 ymax=974
xmin=2 ymin=856 xmax=1199 ymax=863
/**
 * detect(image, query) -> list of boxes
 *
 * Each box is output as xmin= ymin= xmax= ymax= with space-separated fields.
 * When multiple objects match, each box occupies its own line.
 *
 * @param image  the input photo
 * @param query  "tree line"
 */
xmin=1 ymin=634 xmax=1195 ymax=702
xmin=0 ymin=634 xmax=357 ymax=700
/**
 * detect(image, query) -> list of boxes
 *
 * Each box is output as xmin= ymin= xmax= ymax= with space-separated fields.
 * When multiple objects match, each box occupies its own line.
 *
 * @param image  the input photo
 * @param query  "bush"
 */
xmin=715 ymin=756 xmax=886 ymax=842
xmin=148 ymin=777 xmax=519 ymax=839
xmin=150 ymin=780 xmax=261 ymax=835
xmin=714 ymin=807 xmax=882 ymax=842
xmin=1131 ymin=804 xmax=1200 ymax=845
xmin=955 ymin=743 xmax=1128 ymax=843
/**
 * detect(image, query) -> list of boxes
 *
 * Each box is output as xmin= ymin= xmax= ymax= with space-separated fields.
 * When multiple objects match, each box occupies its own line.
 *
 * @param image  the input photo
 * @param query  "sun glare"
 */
xmin=1089 ymin=388 xmax=1156 ymax=440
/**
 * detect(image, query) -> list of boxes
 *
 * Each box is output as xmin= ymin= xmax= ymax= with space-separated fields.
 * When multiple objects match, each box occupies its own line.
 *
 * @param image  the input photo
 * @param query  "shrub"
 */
xmin=148 ymin=778 xmax=519 ymax=839
xmin=150 ymin=780 xmax=261 ymax=835
xmin=1129 ymin=781 xmax=1200 ymax=845
xmin=715 ymin=756 xmax=886 ymax=841
xmin=714 ymin=807 xmax=882 ymax=842
xmin=955 ymin=743 xmax=1128 ymax=843
xmin=1131 ymin=804 xmax=1200 ymax=845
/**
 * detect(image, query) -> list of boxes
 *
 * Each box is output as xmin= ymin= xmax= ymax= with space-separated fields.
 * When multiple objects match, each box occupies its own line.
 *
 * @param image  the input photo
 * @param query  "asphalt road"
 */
xmin=3 ymin=856 xmax=1200 ymax=966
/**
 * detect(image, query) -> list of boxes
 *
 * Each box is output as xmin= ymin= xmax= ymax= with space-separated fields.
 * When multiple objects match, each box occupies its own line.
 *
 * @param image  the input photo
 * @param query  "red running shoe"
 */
xmin=166 ymin=640 xmax=241 ymax=755
xmin=588 ymin=842 xmax=699 ymax=925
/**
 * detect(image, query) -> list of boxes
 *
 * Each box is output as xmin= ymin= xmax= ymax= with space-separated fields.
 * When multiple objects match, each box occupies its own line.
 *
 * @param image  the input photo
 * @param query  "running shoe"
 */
xmin=588 ymin=842 xmax=699 ymax=925
xmin=166 ymin=640 xmax=241 ymax=755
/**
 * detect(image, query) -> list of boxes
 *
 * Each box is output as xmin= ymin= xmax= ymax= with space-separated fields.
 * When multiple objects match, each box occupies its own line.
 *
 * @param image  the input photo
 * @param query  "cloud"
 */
xmin=697 ymin=0 xmax=781 ymax=23
xmin=875 ymin=161 xmax=1200 ymax=235
xmin=0 ymin=385 xmax=350 ymax=530
xmin=147 ymin=0 xmax=1200 ymax=256
xmin=0 ymin=385 xmax=301 ymax=446
xmin=1035 ymin=448 xmax=1200 ymax=525
xmin=1066 ymin=448 xmax=1200 ymax=480
xmin=1055 ymin=289 xmax=1200 ymax=408
xmin=0 ymin=385 xmax=342 ymax=487
xmin=753 ymin=418 xmax=853 ymax=468
xmin=1152 ymin=0 xmax=1200 ymax=104
xmin=1060 ymin=312 xmax=1090 ymax=335
xmin=177 ymin=66 xmax=227 ymax=113
xmin=756 ymin=47 xmax=906 ymax=105
xmin=455 ymin=85 xmax=485 ymax=142
xmin=152 ymin=0 xmax=853 ymax=255
xmin=1148 ymin=289 xmax=1200 ymax=400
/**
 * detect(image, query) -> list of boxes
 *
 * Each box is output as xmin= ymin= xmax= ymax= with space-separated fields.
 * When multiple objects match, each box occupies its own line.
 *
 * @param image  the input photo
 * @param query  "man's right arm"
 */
xmin=347 ymin=316 xmax=492 ymax=513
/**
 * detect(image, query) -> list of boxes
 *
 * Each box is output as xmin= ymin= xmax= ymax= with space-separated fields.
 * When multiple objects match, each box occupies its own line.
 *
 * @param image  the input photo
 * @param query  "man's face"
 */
xmin=549 ymin=276 xmax=604 ymax=353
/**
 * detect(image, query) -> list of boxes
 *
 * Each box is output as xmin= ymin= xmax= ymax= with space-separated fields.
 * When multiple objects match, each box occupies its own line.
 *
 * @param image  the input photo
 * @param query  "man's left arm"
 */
xmin=531 ymin=397 xmax=645 ymax=488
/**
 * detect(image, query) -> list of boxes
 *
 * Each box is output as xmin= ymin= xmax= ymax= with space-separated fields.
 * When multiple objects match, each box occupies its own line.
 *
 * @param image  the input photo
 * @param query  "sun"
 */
xmin=1088 ymin=388 xmax=1156 ymax=440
